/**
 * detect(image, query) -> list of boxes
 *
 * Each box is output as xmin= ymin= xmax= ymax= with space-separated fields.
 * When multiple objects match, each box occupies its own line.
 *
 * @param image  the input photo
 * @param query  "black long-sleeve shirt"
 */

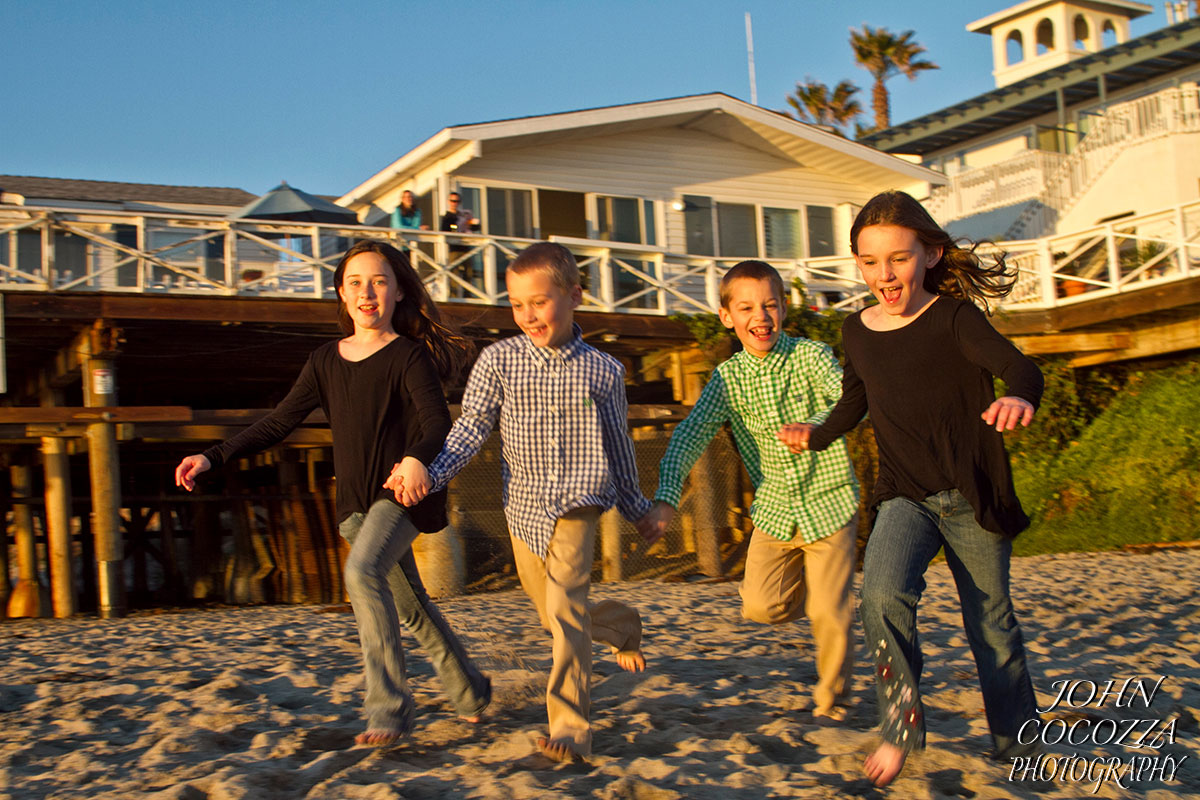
xmin=809 ymin=297 xmax=1043 ymax=536
xmin=203 ymin=336 xmax=451 ymax=524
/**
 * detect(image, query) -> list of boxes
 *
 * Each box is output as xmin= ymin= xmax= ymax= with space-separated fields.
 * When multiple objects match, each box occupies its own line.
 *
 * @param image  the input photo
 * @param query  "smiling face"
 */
xmin=506 ymin=266 xmax=581 ymax=348
xmin=718 ymin=276 xmax=785 ymax=358
xmin=337 ymin=251 xmax=401 ymax=334
xmin=854 ymin=224 xmax=942 ymax=323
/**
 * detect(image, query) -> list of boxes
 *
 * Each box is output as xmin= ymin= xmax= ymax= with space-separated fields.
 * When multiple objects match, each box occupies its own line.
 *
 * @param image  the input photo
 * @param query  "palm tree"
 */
xmin=850 ymin=25 xmax=938 ymax=132
xmin=786 ymin=78 xmax=862 ymax=135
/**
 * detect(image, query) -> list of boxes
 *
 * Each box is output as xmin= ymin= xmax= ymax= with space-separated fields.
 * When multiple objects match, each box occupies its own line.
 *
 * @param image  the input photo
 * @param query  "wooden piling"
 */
xmin=0 ymin=477 xmax=11 ymax=615
xmin=6 ymin=461 xmax=50 ymax=618
xmin=41 ymin=436 xmax=76 ymax=617
xmin=85 ymin=356 xmax=126 ymax=618
xmin=412 ymin=492 xmax=465 ymax=599
xmin=693 ymin=447 xmax=725 ymax=578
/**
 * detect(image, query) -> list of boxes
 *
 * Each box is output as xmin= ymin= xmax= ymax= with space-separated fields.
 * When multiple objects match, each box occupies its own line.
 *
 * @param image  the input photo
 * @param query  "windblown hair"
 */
xmin=508 ymin=241 xmax=581 ymax=291
xmin=719 ymin=260 xmax=787 ymax=309
xmin=850 ymin=190 xmax=1017 ymax=314
xmin=333 ymin=240 xmax=474 ymax=381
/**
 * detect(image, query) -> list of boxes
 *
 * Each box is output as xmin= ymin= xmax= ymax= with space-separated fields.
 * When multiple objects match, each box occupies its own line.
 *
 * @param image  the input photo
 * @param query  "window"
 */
xmin=682 ymin=197 xmax=835 ymax=258
xmin=595 ymin=195 xmax=643 ymax=243
xmin=1036 ymin=19 xmax=1055 ymax=55
xmin=763 ymin=208 xmax=800 ymax=259
xmin=595 ymin=194 xmax=658 ymax=308
xmin=717 ymin=203 xmax=758 ymax=257
xmin=1101 ymin=20 xmax=1117 ymax=48
xmin=1073 ymin=15 xmax=1089 ymax=49
xmin=1006 ymin=30 xmax=1024 ymax=65
xmin=806 ymin=206 xmax=835 ymax=257
xmin=486 ymin=187 xmax=533 ymax=238
xmin=683 ymin=194 xmax=714 ymax=256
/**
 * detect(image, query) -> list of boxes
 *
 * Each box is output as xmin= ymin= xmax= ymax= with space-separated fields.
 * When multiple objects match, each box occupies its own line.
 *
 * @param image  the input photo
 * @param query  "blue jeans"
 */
xmin=860 ymin=490 xmax=1038 ymax=758
xmin=339 ymin=499 xmax=490 ymax=731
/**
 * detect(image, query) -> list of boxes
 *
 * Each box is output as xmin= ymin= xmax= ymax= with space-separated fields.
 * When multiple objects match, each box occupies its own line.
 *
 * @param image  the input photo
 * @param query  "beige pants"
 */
xmin=739 ymin=516 xmax=857 ymax=715
xmin=510 ymin=506 xmax=642 ymax=755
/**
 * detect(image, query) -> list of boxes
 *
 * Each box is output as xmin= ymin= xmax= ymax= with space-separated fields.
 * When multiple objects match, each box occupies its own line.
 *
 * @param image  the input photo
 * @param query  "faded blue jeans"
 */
xmin=339 ymin=499 xmax=490 ymax=732
xmin=860 ymin=490 xmax=1039 ymax=759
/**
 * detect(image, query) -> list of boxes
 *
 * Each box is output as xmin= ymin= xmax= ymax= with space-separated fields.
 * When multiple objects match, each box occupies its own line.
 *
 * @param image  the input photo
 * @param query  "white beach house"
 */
xmin=338 ymin=92 xmax=943 ymax=311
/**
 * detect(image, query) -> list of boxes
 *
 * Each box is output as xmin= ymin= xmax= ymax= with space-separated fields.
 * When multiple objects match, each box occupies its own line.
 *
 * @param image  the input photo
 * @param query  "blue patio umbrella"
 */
xmin=229 ymin=181 xmax=359 ymax=224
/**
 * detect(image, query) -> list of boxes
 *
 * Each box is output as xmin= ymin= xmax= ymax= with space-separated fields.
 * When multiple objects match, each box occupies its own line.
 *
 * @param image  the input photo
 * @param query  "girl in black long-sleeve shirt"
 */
xmin=780 ymin=192 xmax=1043 ymax=787
xmin=175 ymin=241 xmax=489 ymax=746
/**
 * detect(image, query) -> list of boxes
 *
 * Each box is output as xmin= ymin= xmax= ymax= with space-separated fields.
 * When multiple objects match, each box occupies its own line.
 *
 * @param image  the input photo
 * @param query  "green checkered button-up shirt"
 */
xmin=656 ymin=334 xmax=859 ymax=543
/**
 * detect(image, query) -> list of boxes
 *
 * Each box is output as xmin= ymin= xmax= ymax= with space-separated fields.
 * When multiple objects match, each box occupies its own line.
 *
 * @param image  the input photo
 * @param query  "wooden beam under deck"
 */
xmin=994 ymin=276 xmax=1200 ymax=336
xmin=0 ymin=292 xmax=693 ymax=341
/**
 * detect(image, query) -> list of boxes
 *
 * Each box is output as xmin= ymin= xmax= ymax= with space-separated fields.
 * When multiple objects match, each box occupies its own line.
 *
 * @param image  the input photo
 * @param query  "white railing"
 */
xmin=0 ymin=205 xmax=864 ymax=316
xmin=1007 ymin=85 xmax=1200 ymax=239
xmin=926 ymin=150 xmax=1067 ymax=222
xmin=2 ymin=198 xmax=1197 ymax=317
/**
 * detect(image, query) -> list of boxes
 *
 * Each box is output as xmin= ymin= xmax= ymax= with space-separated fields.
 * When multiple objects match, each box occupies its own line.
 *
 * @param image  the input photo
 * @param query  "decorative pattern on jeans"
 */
xmin=875 ymin=637 xmax=924 ymax=751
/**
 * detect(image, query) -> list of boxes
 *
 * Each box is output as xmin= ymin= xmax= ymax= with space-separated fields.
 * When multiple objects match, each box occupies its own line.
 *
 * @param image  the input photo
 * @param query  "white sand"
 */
xmin=1 ymin=548 xmax=1198 ymax=800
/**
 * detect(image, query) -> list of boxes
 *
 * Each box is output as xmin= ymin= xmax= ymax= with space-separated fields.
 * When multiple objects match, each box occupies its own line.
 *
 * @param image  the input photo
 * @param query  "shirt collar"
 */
xmin=734 ymin=332 xmax=795 ymax=372
xmin=523 ymin=323 xmax=585 ymax=366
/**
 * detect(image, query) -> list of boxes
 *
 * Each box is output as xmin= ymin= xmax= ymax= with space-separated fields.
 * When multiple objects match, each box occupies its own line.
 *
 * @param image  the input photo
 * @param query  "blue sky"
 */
xmin=3 ymin=0 xmax=1169 ymax=197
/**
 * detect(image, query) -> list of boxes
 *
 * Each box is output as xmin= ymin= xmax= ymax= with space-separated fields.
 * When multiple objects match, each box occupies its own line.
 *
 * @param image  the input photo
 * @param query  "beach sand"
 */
xmin=1 ymin=548 xmax=1197 ymax=799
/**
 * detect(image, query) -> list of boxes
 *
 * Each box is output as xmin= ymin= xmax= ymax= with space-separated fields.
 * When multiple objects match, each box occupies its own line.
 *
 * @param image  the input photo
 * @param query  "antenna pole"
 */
xmin=745 ymin=12 xmax=758 ymax=106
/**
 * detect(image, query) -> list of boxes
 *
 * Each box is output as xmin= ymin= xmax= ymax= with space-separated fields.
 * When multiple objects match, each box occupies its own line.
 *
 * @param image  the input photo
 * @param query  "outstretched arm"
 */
xmin=425 ymin=347 xmax=503 ymax=492
xmin=177 ymin=357 xmax=321 ymax=489
xmin=597 ymin=364 xmax=652 ymax=524
xmin=654 ymin=370 xmax=730 ymax=509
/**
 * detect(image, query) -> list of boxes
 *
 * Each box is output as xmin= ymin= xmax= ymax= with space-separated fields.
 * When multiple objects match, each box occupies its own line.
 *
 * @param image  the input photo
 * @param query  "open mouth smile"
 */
xmin=878 ymin=286 xmax=903 ymax=305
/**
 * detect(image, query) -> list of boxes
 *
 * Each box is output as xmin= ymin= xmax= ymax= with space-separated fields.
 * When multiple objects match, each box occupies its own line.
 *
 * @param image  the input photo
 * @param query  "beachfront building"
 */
xmin=338 ymin=92 xmax=942 ymax=311
xmin=860 ymin=0 xmax=1200 ymax=241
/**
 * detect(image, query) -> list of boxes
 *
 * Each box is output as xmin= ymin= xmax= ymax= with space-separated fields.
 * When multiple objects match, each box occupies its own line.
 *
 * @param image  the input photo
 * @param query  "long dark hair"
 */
xmin=850 ymin=190 xmax=1017 ymax=314
xmin=333 ymin=240 xmax=474 ymax=381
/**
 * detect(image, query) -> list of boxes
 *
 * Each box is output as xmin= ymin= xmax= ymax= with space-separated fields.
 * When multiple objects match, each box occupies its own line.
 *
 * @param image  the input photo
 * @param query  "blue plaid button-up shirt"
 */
xmin=428 ymin=325 xmax=652 ymax=558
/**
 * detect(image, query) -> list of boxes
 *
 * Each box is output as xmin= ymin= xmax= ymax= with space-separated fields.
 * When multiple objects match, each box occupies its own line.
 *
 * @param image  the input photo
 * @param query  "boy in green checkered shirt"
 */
xmin=643 ymin=260 xmax=860 ymax=722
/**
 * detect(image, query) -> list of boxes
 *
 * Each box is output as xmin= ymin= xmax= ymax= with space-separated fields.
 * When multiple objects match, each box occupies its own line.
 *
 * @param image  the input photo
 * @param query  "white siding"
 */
xmin=455 ymin=127 xmax=882 ymax=255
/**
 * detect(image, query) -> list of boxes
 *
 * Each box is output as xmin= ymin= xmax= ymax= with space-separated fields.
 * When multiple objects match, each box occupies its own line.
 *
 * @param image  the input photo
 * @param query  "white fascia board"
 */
xmin=338 ymin=129 xmax=469 ymax=208
xmin=444 ymin=94 xmax=731 ymax=141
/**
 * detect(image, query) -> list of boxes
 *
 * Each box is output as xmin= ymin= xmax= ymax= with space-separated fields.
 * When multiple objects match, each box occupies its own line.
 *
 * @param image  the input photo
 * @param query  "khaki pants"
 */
xmin=510 ymin=506 xmax=641 ymax=755
xmin=739 ymin=516 xmax=857 ymax=715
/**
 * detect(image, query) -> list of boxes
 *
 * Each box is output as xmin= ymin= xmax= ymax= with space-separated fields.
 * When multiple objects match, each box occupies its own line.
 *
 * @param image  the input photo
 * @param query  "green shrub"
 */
xmin=1013 ymin=362 xmax=1200 ymax=555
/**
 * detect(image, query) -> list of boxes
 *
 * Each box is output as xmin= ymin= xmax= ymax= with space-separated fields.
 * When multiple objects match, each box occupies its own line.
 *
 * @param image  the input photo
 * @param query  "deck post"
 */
xmin=600 ymin=508 xmax=623 ymax=582
xmin=0 ymin=480 xmax=9 ymax=613
xmin=84 ymin=341 xmax=126 ymax=619
xmin=6 ymin=461 xmax=50 ymax=618
xmin=41 ymin=435 xmax=76 ymax=617
xmin=693 ymin=447 xmax=725 ymax=579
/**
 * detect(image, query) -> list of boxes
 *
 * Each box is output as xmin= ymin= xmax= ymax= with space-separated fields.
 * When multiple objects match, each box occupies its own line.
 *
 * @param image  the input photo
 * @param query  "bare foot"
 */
xmin=354 ymin=728 xmax=406 ymax=746
xmin=536 ymin=736 xmax=583 ymax=762
xmin=813 ymin=706 xmax=848 ymax=724
xmin=615 ymin=649 xmax=646 ymax=672
xmin=459 ymin=713 xmax=483 ymax=724
xmin=864 ymin=742 xmax=906 ymax=787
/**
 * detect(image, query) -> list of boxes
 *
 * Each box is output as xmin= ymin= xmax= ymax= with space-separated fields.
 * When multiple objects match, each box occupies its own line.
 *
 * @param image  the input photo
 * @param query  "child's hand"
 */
xmin=778 ymin=423 xmax=814 ymax=454
xmin=982 ymin=396 xmax=1035 ymax=431
xmin=392 ymin=457 xmax=431 ymax=506
xmin=383 ymin=462 xmax=403 ymax=496
xmin=174 ymin=454 xmax=211 ymax=492
xmin=636 ymin=501 xmax=674 ymax=546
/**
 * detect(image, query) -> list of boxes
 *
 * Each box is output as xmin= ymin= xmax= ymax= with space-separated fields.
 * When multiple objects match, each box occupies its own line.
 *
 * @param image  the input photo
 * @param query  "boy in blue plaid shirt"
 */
xmin=390 ymin=242 xmax=656 ymax=761
xmin=643 ymin=260 xmax=860 ymax=722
